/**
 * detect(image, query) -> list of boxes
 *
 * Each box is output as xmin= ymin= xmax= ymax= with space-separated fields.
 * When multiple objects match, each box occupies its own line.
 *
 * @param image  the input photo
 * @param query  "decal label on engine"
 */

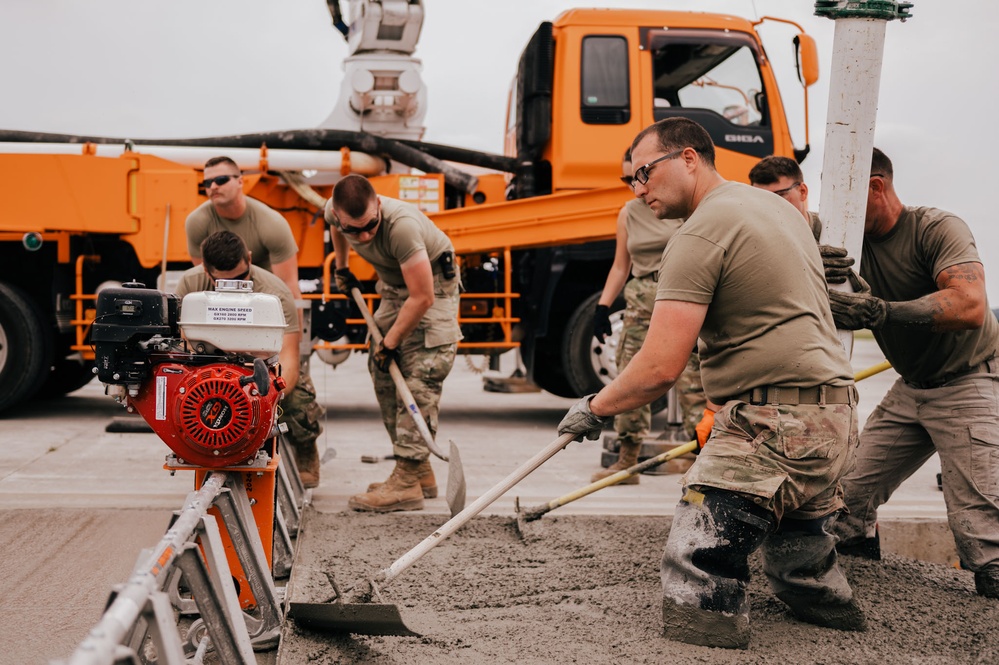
xmin=156 ymin=375 xmax=167 ymax=420
xmin=207 ymin=306 xmax=254 ymax=324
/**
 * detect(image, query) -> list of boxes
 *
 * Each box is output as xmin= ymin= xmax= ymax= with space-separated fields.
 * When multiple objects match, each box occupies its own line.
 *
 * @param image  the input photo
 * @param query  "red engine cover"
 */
xmin=129 ymin=362 xmax=281 ymax=468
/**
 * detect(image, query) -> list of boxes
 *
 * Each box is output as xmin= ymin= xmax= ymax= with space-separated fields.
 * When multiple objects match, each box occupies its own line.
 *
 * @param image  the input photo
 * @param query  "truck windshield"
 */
xmin=647 ymin=30 xmax=766 ymax=128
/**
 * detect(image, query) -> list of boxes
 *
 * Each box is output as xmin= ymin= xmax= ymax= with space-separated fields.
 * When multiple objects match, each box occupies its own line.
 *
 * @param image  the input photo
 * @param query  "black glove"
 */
xmin=818 ymin=245 xmax=855 ymax=285
xmin=334 ymin=267 xmax=362 ymax=294
xmin=371 ymin=340 xmax=400 ymax=372
xmin=558 ymin=394 xmax=611 ymax=442
xmin=592 ymin=304 xmax=612 ymax=344
xmin=828 ymin=271 xmax=890 ymax=330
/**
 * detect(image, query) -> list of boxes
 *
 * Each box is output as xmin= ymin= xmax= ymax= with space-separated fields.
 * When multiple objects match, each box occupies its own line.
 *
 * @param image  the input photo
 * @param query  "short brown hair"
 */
xmin=204 ymin=156 xmax=240 ymax=171
xmin=331 ymin=174 xmax=377 ymax=219
xmin=631 ymin=117 xmax=716 ymax=168
xmin=201 ymin=231 xmax=248 ymax=272
xmin=871 ymin=147 xmax=893 ymax=180
xmin=748 ymin=155 xmax=803 ymax=186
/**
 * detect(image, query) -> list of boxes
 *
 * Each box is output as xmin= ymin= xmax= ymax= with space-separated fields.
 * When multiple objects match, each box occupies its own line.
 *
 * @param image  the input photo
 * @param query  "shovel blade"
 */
xmin=288 ymin=601 xmax=420 ymax=637
xmin=445 ymin=439 xmax=466 ymax=517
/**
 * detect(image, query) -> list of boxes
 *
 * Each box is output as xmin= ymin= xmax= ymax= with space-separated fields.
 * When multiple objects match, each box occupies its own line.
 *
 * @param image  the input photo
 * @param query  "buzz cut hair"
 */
xmin=332 ymin=174 xmax=378 ymax=220
xmin=204 ymin=156 xmax=240 ymax=172
xmin=748 ymin=155 xmax=803 ymax=186
xmin=871 ymin=147 xmax=894 ymax=179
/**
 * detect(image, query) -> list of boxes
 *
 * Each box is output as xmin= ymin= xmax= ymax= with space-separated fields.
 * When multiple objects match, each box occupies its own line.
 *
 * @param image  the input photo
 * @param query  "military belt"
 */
xmin=727 ymin=384 xmax=857 ymax=407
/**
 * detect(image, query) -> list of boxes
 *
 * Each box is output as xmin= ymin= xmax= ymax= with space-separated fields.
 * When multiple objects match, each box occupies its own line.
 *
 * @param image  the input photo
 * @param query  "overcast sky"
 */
xmin=1 ymin=1 xmax=997 ymax=297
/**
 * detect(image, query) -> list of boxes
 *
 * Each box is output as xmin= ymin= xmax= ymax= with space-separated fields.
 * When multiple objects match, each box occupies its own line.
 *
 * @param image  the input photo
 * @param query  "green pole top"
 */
xmin=815 ymin=1 xmax=913 ymax=21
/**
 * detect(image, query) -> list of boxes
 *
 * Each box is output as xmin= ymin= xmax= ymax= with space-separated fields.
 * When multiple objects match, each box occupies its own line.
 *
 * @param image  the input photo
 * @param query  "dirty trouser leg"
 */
xmin=370 ymin=330 xmax=457 ymax=462
xmin=763 ymin=515 xmax=867 ymax=630
xmin=660 ymin=489 xmax=775 ymax=649
xmin=612 ymin=278 xmax=653 ymax=445
xmin=829 ymin=378 xmax=935 ymax=551
xmin=279 ymin=371 xmax=326 ymax=488
xmin=914 ymin=369 xmax=999 ymax=575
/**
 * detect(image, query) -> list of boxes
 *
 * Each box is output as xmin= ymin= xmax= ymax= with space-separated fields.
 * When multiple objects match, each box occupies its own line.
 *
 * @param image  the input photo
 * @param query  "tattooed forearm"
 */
xmin=887 ymin=262 xmax=986 ymax=331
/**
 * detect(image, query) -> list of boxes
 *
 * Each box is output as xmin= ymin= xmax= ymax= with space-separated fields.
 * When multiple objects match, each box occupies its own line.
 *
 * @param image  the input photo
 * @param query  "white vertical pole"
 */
xmin=817 ymin=17 xmax=890 ymax=356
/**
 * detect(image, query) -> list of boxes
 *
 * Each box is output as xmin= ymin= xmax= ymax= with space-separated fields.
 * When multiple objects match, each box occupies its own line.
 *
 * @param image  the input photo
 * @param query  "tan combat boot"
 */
xmin=294 ymin=442 xmax=321 ymax=489
xmin=349 ymin=457 xmax=425 ymax=512
xmin=591 ymin=439 xmax=642 ymax=484
xmin=366 ymin=458 xmax=438 ymax=498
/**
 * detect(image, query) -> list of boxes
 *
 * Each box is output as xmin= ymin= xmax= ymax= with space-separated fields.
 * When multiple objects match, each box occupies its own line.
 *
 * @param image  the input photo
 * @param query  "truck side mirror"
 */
xmin=794 ymin=34 xmax=820 ymax=87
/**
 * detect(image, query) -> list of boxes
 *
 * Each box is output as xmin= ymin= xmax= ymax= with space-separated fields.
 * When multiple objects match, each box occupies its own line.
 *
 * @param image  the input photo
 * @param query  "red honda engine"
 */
xmin=92 ymin=281 xmax=290 ymax=468
xmin=129 ymin=362 xmax=285 ymax=468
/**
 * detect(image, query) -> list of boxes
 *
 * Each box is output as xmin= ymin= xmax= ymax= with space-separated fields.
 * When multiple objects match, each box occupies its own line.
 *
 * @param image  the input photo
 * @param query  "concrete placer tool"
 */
xmin=350 ymin=286 xmax=466 ymax=517
xmin=288 ymin=432 xmax=577 ymax=636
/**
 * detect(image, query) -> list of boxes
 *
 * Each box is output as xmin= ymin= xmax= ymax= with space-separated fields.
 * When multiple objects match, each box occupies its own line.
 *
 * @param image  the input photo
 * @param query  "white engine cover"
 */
xmin=180 ymin=281 xmax=286 ymax=357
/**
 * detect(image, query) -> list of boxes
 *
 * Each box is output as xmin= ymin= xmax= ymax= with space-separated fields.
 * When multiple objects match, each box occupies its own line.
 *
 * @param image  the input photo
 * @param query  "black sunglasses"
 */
xmin=336 ymin=212 xmax=381 ymax=236
xmin=200 ymin=174 xmax=239 ymax=189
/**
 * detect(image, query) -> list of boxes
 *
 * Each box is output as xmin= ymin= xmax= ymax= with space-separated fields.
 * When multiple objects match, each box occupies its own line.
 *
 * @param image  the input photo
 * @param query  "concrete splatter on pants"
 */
xmin=830 ymin=369 xmax=999 ymax=571
xmin=614 ymin=276 xmax=705 ymax=443
xmin=370 ymin=326 xmax=457 ymax=462
xmin=660 ymin=398 xmax=862 ymax=645
xmin=279 ymin=370 xmax=325 ymax=457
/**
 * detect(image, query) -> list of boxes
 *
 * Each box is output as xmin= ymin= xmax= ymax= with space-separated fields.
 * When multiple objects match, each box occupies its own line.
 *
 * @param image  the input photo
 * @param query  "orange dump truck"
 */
xmin=0 ymin=8 xmax=817 ymax=412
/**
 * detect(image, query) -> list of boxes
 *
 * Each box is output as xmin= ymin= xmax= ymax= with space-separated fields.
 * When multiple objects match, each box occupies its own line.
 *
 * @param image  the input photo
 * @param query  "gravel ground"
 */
xmin=278 ymin=510 xmax=999 ymax=664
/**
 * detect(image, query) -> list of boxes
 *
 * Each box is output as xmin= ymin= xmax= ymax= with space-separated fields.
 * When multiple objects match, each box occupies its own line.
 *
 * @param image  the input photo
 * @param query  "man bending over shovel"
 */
xmin=326 ymin=175 xmax=462 ymax=513
xmin=557 ymin=118 xmax=866 ymax=648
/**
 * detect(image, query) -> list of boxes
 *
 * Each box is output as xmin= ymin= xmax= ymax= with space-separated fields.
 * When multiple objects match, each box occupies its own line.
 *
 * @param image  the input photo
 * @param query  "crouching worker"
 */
xmin=176 ymin=230 xmax=325 ymax=488
xmin=557 ymin=118 xmax=865 ymax=648
xmin=325 ymin=175 xmax=461 ymax=513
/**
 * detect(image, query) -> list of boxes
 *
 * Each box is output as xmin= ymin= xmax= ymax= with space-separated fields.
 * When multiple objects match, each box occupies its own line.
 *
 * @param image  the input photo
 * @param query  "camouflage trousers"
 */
xmin=369 ymin=325 xmax=457 ymax=462
xmin=614 ymin=276 xmax=706 ymax=443
xmin=279 ymin=365 xmax=325 ymax=455
xmin=682 ymin=394 xmax=859 ymax=522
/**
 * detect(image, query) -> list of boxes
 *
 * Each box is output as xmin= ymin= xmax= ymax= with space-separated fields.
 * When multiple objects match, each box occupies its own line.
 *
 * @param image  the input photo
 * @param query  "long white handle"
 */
xmin=373 ymin=433 xmax=577 ymax=588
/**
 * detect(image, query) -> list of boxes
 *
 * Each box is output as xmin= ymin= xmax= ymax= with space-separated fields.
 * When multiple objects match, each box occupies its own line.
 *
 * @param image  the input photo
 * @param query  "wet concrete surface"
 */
xmin=0 ymin=337 xmax=958 ymax=663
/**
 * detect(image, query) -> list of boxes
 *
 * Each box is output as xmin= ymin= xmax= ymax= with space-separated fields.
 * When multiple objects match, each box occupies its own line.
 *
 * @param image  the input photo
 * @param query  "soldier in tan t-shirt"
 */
xmin=821 ymin=148 xmax=999 ymax=599
xmin=325 ymin=175 xmax=461 ymax=514
xmin=591 ymin=147 xmax=704 ymax=484
xmin=748 ymin=155 xmax=823 ymax=242
xmin=558 ymin=118 xmax=864 ymax=648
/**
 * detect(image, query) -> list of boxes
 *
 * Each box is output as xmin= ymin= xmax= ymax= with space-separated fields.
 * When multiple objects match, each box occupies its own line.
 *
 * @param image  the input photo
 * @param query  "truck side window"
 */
xmin=580 ymin=36 xmax=630 ymax=125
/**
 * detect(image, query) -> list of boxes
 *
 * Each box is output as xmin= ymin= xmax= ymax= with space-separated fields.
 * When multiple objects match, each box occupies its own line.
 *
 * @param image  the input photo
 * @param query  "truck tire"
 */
xmin=562 ymin=291 xmax=623 ymax=395
xmin=0 ymin=283 xmax=52 ymax=413
xmin=562 ymin=291 xmax=666 ymax=413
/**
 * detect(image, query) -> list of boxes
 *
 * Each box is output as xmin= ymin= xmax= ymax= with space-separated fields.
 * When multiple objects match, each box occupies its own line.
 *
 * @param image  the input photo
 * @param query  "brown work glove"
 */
xmin=371 ymin=340 xmax=399 ymax=373
xmin=828 ymin=271 xmax=890 ymax=330
xmin=818 ymin=245 xmax=856 ymax=285
xmin=334 ymin=267 xmax=362 ymax=294
xmin=693 ymin=407 xmax=715 ymax=454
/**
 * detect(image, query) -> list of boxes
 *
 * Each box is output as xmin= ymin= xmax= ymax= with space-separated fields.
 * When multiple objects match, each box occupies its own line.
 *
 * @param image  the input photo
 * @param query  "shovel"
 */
xmin=350 ymin=287 xmax=466 ymax=517
xmin=288 ymin=432 xmax=577 ymax=636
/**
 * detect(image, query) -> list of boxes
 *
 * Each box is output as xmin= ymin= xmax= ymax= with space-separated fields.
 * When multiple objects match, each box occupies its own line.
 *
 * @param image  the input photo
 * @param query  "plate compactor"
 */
xmin=92 ymin=279 xmax=290 ymax=610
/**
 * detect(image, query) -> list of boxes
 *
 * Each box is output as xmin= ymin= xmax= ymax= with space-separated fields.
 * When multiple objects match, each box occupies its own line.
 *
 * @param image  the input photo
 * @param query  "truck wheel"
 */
xmin=0 ymin=283 xmax=52 ymax=413
xmin=562 ymin=291 xmax=666 ymax=413
xmin=562 ymin=292 xmax=623 ymax=395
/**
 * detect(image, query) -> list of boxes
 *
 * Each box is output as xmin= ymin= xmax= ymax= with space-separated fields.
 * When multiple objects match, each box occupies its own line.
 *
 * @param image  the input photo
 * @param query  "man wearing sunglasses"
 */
xmin=324 ymin=175 xmax=461 ymax=513
xmin=749 ymin=155 xmax=822 ymax=243
xmin=822 ymin=148 xmax=999 ymax=600
xmin=591 ymin=146 xmax=705 ymax=484
xmin=175 ymin=231 xmax=325 ymax=489
xmin=558 ymin=118 xmax=864 ymax=647
xmin=185 ymin=156 xmax=302 ymax=309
